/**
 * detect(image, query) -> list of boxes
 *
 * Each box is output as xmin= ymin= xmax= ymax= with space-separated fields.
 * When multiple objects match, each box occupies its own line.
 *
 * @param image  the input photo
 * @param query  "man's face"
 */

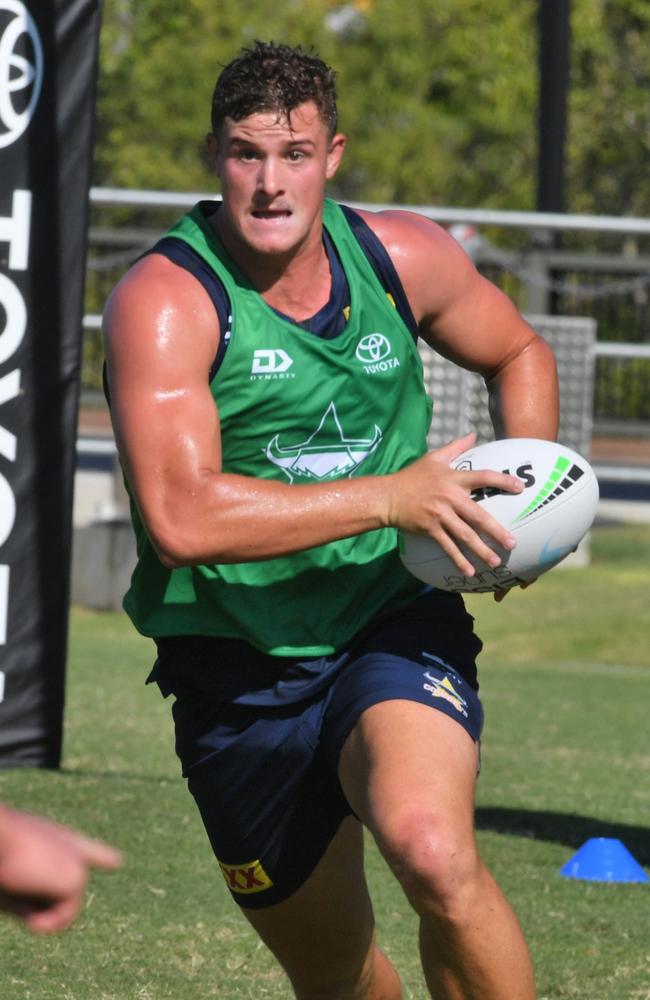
xmin=209 ymin=101 xmax=345 ymax=259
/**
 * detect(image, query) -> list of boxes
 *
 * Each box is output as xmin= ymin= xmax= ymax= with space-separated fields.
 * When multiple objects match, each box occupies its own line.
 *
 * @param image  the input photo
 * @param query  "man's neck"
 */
xmin=211 ymin=209 xmax=332 ymax=322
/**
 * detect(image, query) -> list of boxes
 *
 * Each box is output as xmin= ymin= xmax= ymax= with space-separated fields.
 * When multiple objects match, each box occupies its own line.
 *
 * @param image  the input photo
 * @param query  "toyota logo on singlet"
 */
xmin=0 ymin=1 xmax=44 ymax=148
xmin=355 ymin=333 xmax=392 ymax=364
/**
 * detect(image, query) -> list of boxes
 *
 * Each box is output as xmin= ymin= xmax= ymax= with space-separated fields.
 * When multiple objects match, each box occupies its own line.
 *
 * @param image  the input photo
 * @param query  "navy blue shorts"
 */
xmin=149 ymin=591 xmax=484 ymax=909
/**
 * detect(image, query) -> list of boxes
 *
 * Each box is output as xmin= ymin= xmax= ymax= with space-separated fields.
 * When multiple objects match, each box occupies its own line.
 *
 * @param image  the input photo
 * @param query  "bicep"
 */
xmin=361 ymin=209 xmax=539 ymax=379
xmin=421 ymin=272 xmax=540 ymax=380
xmin=103 ymin=261 xmax=222 ymax=544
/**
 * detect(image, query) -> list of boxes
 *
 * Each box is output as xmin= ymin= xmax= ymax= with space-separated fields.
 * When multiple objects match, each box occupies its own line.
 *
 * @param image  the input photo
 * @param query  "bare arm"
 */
xmin=357 ymin=210 xmax=559 ymax=596
xmin=358 ymin=210 xmax=559 ymax=441
xmin=104 ymin=255 xmax=522 ymax=576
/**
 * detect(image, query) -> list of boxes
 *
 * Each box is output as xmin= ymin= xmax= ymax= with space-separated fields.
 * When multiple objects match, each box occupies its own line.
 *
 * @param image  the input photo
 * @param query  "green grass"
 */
xmin=1 ymin=523 xmax=649 ymax=999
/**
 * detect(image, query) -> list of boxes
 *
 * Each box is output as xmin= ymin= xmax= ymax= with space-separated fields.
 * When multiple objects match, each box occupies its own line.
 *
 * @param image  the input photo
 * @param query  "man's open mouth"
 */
xmin=252 ymin=209 xmax=292 ymax=219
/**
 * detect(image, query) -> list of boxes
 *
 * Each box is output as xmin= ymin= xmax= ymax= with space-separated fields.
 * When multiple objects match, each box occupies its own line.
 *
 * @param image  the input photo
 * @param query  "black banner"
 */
xmin=0 ymin=0 xmax=102 ymax=766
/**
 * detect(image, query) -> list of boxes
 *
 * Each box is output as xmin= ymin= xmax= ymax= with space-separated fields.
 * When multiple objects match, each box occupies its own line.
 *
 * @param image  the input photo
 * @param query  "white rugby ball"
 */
xmin=398 ymin=438 xmax=599 ymax=594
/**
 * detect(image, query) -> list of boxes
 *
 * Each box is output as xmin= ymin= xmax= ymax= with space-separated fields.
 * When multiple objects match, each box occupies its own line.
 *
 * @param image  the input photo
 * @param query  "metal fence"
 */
xmin=421 ymin=315 xmax=596 ymax=457
xmin=84 ymin=188 xmax=650 ymax=435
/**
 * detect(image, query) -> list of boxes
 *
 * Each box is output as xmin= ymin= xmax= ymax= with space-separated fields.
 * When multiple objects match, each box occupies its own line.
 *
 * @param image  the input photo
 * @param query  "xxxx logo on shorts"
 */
xmin=218 ymin=857 xmax=273 ymax=894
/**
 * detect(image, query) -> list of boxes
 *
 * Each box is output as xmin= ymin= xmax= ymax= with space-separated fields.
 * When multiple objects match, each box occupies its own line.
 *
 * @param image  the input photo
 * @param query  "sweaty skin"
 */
xmin=104 ymin=103 xmax=558 ymax=581
xmin=104 ymin=84 xmax=557 ymax=1000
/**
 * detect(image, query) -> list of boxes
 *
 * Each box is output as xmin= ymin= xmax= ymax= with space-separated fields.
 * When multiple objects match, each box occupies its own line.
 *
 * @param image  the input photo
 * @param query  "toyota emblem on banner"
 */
xmin=0 ymin=0 xmax=43 ymax=148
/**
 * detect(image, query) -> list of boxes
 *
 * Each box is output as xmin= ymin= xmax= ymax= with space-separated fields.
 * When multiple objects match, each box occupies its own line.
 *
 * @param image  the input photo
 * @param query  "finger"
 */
xmin=430 ymin=431 xmax=477 ymax=466
xmin=24 ymin=896 xmax=80 ymax=934
xmin=456 ymin=496 xmax=517 ymax=554
xmin=494 ymin=577 xmax=537 ymax=602
xmin=458 ymin=468 xmax=524 ymax=496
xmin=426 ymin=520 xmax=477 ymax=577
xmin=71 ymin=833 xmax=123 ymax=870
xmin=429 ymin=510 xmax=508 ymax=576
xmin=441 ymin=512 xmax=509 ymax=571
xmin=0 ymin=889 xmax=78 ymax=931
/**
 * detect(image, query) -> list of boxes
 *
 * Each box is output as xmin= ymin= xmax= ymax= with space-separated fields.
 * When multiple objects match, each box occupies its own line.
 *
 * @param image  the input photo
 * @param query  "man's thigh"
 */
xmin=337 ymin=699 xmax=479 ymax=841
xmin=321 ymin=599 xmax=485 ymax=866
xmin=180 ymin=698 xmax=353 ymax=909
xmin=318 ymin=590 xmax=484 ymax=779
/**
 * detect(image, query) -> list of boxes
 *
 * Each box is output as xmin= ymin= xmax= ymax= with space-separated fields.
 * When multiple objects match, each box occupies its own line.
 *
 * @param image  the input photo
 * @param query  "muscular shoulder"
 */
xmin=103 ymin=252 xmax=220 ymax=375
xmin=354 ymin=207 xmax=450 ymax=256
xmin=352 ymin=208 xmax=477 ymax=325
xmin=105 ymin=253 xmax=219 ymax=342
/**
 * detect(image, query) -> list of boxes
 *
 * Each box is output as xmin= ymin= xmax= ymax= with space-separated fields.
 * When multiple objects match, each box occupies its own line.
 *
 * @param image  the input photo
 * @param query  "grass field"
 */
xmin=1 ymin=522 xmax=649 ymax=999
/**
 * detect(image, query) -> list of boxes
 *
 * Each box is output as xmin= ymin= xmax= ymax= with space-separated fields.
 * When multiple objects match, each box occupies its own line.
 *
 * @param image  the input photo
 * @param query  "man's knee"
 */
xmin=375 ymin=808 xmax=483 ymax=922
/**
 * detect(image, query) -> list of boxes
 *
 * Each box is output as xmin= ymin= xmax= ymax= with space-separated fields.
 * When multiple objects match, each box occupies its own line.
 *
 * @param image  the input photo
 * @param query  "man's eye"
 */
xmin=288 ymin=150 xmax=306 ymax=162
xmin=237 ymin=149 xmax=257 ymax=161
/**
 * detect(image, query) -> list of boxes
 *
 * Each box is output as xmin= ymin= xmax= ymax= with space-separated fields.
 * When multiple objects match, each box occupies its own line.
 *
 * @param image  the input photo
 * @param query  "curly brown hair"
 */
xmin=211 ymin=41 xmax=338 ymax=138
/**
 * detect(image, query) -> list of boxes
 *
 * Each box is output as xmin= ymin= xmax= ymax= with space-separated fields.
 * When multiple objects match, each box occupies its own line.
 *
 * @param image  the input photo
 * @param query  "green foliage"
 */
xmin=94 ymin=1 xmax=650 ymax=214
xmin=569 ymin=0 xmax=650 ymax=217
xmin=328 ymin=0 xmax=537 ymax=207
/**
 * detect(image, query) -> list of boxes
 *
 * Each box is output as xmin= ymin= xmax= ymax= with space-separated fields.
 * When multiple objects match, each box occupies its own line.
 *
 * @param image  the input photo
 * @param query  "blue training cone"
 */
xmin=560 ymin=838 xmax=649 ymax=883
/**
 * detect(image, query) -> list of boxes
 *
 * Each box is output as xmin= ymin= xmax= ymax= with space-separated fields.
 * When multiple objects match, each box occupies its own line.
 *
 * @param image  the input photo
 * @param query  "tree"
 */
xmin=93 ymin=0 xmax=538 ymax=207
xmin=93 ymin=0 xmax=650 ymax=216
xmin=568 ymin=0 xmax=650 ymax=218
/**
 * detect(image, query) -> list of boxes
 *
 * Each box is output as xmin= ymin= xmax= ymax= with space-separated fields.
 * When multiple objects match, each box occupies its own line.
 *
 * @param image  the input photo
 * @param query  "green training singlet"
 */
xmin=123 ymin=199 xmax=433 ymax=655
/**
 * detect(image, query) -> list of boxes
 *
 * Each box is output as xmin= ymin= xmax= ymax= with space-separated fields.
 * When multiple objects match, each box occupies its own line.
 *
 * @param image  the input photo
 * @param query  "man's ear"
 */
xmin=326 ymin=133 xmax=346 ymax=180
xmin=206 ymin=132 xmax=221 ymax=174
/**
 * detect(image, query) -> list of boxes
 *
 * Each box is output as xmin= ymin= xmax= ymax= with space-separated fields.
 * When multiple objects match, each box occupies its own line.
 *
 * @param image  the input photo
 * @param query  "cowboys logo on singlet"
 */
xmin=265 ymin=401 xmax=383 ymax=484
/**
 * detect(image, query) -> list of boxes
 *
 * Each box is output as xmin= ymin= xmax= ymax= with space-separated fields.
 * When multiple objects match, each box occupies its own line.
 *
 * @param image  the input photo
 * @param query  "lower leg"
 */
xmin=416 ymin=860 xmax=535 ymax=1000
xmin=242 ymin=818 xmax=403 ymax=1000
xmin=291 ymin=933 xmax=402 ymax=1000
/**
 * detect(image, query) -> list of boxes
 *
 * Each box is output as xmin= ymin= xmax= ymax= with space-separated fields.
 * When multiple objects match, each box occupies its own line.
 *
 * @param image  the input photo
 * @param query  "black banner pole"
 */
xmin=537 ymin=0 xmax=571 ymax=214
xmin=0 ymin=0 xmax=102 ymax=766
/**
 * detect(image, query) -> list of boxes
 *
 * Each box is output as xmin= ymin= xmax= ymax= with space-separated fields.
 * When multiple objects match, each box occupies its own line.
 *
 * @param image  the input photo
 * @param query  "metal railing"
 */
xmin=84 ymin=188 xmax=650 ymax=433
xmin=89 ymin=187 xmax=650 ymax=235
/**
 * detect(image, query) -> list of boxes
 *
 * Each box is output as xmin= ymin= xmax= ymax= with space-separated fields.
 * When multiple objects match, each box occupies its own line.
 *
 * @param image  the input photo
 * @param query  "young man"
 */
xmin=104 ymin=41 xmax=558 ymax=999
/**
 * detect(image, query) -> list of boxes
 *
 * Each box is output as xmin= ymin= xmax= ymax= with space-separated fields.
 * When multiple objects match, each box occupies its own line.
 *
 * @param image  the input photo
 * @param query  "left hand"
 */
xmin=0 ymin=806 xmax=122 ymax=933
xmin=493 ymin=580 xmax=535 ymax=603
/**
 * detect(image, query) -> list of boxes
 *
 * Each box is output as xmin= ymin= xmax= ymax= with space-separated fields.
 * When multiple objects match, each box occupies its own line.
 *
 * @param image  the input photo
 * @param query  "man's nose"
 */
xmin=256 ymin=156 xmax=283 ymax=196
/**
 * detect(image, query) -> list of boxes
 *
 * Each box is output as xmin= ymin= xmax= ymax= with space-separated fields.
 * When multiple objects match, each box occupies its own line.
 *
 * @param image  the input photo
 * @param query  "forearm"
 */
xmin=150 ymin=470 xmax=393 ymax=568
xmin=142 ymin=438 xmax=526 ymax=575
xmin=486 ymin=335 xmax=559 ymax=440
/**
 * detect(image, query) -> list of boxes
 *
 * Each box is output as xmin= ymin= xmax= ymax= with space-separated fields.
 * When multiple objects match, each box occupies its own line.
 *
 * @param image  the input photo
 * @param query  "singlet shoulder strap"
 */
xmin=145 ymin=236 xmax=230 ymax=379
xmin=103 ymin=234 xmax=229 ymax=408
xmin=140 ymin=204 xmax=420 ymax=384
xmin=339 ymin=204 xmax=419 ymax=341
